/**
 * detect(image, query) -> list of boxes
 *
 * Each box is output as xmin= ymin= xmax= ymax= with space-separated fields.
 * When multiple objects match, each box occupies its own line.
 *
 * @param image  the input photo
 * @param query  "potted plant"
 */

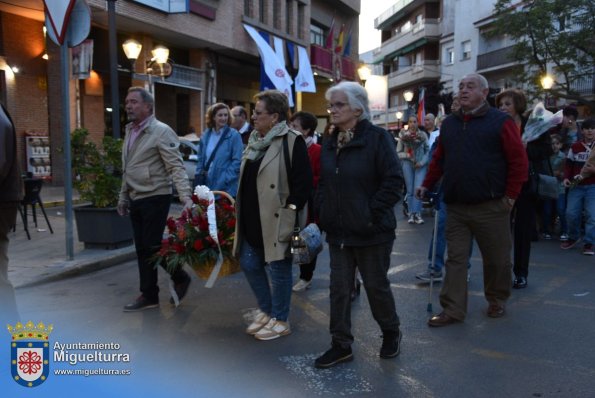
xmin=71 ymin=128 xmax=133 ymax=248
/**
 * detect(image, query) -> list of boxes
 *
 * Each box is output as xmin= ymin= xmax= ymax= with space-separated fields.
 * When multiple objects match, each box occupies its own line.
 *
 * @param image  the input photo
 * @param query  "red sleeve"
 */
xmin=501 ymin=119 xmax=528 ymax=199
xmin=421 ymin=137 xmax=444 ymax=191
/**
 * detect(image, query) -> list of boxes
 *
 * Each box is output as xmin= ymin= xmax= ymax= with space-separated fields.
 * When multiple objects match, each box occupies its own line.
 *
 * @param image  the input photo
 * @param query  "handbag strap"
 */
xmin=202 ymin=126 xmax=229 ymax=173
xmin=282 ymin=134 xmax=299 ymax=231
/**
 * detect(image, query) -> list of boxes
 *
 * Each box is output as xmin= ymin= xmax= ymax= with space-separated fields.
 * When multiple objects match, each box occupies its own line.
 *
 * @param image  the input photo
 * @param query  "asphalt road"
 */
xmin=5 ymin=212 xmax=595 ymax=397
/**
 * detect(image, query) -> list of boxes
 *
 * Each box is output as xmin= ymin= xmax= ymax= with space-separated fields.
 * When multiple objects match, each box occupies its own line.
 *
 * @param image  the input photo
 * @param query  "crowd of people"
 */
xmin=3 ymin=73 xmax=592 ymax=370
xmin=114 ymin=77 xmax=593 ymax=368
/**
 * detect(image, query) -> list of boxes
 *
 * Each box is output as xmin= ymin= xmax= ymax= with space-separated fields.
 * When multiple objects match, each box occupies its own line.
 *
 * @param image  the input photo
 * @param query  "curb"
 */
xmin=15 ymin=246 xmax=137 ymax=289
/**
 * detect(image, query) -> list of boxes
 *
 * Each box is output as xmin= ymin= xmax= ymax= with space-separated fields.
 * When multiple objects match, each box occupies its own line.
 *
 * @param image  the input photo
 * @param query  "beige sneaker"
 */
xmin=254 ymin=318 xmax=291 ymax=341
xmin=245 ymin=310 xmax=270 ymax=335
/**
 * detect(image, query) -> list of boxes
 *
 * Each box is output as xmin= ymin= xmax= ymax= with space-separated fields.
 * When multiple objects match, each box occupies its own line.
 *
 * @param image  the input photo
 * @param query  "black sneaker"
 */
xmin=380 ymin=329 xmax=402 ymax=359
xmin=123 ymin=296 xmax=159 ymax=312
xmin=170 ymin=276 xmax=192 ymax=305
xmin=314 ymin=345 xmax=353 ymax=369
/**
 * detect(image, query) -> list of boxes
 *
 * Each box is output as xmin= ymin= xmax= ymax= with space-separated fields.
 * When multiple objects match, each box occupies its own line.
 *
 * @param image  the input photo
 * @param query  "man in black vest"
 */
xmin=416 ymin=73 xmax=528 ymax=326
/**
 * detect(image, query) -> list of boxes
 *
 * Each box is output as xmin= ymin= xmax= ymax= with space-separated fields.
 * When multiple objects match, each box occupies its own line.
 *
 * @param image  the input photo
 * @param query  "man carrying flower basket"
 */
xmin=118 ymin=87 xmax=194 ymax=312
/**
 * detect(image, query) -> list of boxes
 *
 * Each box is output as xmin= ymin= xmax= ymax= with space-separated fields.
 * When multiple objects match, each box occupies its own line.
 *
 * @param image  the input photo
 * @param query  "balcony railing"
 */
xmin=476 ymin=46 xmax=516 ymax=71
xmin=375 ymin=19 xmax=440 ymax=63
xmin=310 ymin=44 xmax=356 ymax=81
xmin=375 ymin=0 xmax=415 ymax=28
xmin=387 ymin=60 xmax=440 ymax=89
xmin=310 ymin=45 xmax=333 ymax=74
xmin=570 ymin=74 xmax=595 ymax=96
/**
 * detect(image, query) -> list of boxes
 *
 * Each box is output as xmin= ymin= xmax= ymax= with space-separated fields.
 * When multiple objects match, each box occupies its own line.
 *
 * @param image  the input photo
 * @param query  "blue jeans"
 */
xmin=402 ymin=161 xmax=427 ymax=214
xmin=542 ymin=193 xmax=568 ymax=235
xmin=566 ymin=184 xmax=595 ymax=244
xmin=427 ymin=199 xmax=472 ymax=271
xmin=239 ymin=241 xmax=293 ymax=322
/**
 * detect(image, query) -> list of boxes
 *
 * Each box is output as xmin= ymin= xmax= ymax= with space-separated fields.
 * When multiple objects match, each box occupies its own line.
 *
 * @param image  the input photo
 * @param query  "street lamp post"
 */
xmin=357 ymin=64 xmax=371 ymax=87
xmin=541 ymin=73 xmax=554 ymax=107
xmin=107 ymin=0 xmax=120 ymax=139
xmin=403 ymin=90 xmax=414 ymax=120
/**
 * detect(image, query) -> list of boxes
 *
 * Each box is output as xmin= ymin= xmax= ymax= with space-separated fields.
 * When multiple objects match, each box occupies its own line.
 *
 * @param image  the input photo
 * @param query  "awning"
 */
xmin=373 ymin=38 xmax=428 ymax=64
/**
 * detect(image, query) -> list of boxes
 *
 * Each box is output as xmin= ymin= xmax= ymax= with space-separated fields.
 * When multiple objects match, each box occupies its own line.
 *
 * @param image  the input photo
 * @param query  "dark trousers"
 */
xmin=442 ymin=200 xmax=512 ymax=320
xmin=298 ymin=256 xmax=317 ymax=281
xmin=129 ymin=195 xmax=188 ymax=301
xmin=0 ymin=202 xmax=19 ymax=323
xmin=328 ymin=241 xmax=399 ymax=348
xmin=512 ymin=191 xmax=536 ymax=278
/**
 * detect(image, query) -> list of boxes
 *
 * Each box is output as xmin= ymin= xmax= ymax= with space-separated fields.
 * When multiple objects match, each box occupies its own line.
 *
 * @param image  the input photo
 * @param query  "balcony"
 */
xmin=476 ymin=46 xmax=517 ymax=72
xmin=387 ymin=60 xmax=440 ymax=89
xmin=570 ymin=74 xmax=595 ymax=97
xmin=310 ymin=44 xmax=333 ymax=74
xmin=310 ymin=44 xmax=357 ymax=81
xmin=374 ymin=19 xmax=440 ymax=64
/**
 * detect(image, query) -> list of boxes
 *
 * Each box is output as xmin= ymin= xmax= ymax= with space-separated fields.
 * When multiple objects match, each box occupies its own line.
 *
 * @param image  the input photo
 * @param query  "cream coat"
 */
xmin=119 ymin=116 xmax=191 ymax=203
xmin=233 ymin=128 xmax=307 ymax=263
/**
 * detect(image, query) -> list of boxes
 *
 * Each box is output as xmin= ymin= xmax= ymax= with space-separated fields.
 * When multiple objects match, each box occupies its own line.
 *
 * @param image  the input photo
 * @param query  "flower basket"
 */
xmin=192 ymin=255 xmax=240 ymax=280
xmin=155 ymin=187 xmax=240 ymax=286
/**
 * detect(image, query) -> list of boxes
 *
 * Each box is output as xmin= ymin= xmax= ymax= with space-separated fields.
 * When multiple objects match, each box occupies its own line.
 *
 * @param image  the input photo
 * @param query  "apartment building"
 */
xmin=0 ymin=0 xmax=359 ymax=184
xmin=370 ymin=0 xmax=594 ymax=128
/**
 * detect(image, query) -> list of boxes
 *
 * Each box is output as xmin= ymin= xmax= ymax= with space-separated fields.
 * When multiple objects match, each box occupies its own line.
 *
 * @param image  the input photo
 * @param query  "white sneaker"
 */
xmin=292 ymin=279 xmax=312 ymax=292
xmin=254 ymin=318 xmax=291 ymax=341
xmin=245 ymin=310 xmax=270 ymax=335
xmin=414 ymin=214 xmax=424 ymax=224
xmin=408 ymin=214 xmax=415 ymax=224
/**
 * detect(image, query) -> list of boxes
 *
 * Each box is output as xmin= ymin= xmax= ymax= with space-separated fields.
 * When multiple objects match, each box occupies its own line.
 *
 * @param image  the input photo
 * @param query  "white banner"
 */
xmin=295 ymin=46 xmax=316 ymax=93
xmin=243 ymin=24 xmax=294 ymax=106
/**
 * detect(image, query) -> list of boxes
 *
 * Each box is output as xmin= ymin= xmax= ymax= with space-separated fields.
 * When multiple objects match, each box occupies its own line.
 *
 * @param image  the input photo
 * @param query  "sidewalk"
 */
xmin=7 ymin=185 xmax=137 ymax=288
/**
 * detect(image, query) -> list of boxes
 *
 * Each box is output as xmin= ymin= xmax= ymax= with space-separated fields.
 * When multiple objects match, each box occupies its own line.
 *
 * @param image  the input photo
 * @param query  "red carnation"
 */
xmin=193 ymin=240 xmax=204 ymax=251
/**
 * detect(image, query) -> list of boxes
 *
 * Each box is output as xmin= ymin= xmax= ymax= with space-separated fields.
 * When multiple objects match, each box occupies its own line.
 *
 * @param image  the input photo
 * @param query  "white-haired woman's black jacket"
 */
xmin=315 ymin=119 xmax=404 ymax=247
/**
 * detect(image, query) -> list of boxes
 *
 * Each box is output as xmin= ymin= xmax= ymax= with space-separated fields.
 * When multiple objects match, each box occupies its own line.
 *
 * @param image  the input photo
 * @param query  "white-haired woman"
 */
xmin=314 ymin=81 xmax=405 ymax=368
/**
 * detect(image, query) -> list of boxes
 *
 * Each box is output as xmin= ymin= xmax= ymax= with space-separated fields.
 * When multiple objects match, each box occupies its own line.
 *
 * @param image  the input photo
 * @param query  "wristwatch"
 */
xmin=287 ymin=204 xmax=297 ymax=210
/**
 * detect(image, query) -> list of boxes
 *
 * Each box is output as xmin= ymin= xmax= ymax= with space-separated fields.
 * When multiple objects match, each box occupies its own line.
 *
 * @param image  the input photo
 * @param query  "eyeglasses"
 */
xmin=252 ymin=110 xmax=269 ymax=117
xmin=326 ymin=102 xmax=348 ymax=111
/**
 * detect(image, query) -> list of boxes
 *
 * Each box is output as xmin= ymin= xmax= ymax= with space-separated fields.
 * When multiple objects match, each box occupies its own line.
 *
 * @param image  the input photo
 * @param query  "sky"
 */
xmin=358 ymin=0 xmax=396 ymax=54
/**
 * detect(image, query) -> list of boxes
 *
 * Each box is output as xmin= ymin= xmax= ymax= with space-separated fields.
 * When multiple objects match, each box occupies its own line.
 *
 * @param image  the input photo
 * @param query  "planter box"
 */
xmin=74 ymin=205 xmax=133 ymax=249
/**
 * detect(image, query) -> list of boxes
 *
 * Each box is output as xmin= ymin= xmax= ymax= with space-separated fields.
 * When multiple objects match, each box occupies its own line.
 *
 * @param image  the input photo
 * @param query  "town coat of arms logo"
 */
xmin=7 ymin=321 xmax=53 ymax=387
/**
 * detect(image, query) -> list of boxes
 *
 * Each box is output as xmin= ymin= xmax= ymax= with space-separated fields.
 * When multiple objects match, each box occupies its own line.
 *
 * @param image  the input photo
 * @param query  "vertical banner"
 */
xmin=366 ymin=75 xmax=388 ymax=113
xmin=71 ymin=39 xmax=93 ymax=79
xmin=417 ymin=87 xmax=426 ymax=126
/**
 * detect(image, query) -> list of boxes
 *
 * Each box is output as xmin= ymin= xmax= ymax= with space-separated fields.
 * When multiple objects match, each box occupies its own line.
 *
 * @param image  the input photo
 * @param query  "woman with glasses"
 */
xmin=314 ymin=81 xmax=404 ymax=369
xmin=233 ymin=90 xmax=312 ymax=341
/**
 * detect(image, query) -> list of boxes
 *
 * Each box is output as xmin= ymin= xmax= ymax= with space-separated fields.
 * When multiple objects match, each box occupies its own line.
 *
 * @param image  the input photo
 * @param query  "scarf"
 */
xmin=336 ymin=129 xmax=354 ymax=153
xmin=243 ymin=122 xmax=287 ymax=161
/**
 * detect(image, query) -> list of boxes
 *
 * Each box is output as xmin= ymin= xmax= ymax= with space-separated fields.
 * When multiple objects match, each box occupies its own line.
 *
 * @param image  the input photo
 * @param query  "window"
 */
xmin=244 ymin=0 xmax=253 ymax=17
xmin=286 ymin=0 xmax=293 ymax=35
xmin=273 ymin=0 xmax=280 ymax=30
xmin=310 ymin=24 xmax=324 ymax=46
xmin=259 ymin=0 xmax=266 ymax=23
xmin=445 ymin=47 xmax=454 ymax=65
xmin=461 ymin=40 xmax=471 ymax=60
xmin=297 ymin=3 xmax=305 ymax=39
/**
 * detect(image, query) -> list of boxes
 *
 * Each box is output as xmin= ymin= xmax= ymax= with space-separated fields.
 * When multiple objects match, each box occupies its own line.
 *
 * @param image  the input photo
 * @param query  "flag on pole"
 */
xmin=335 ymin=24 xmax=345 ymax=54
xmin=342 ymin=29 xmax=352 ymax=57
xmin=417 ymin=87 xmax=426 ymax=126
xmin=325 ymin=17 xmax=335 ymax=49
xmin=243 ymin=24 xmax=294 ymax=106
xmin=294 ymin=46 xmax=316 ymax=93
xmin=257 ymin=31 xmax=275 ymax=91
xmin=273 ymin=36 xmax=294 ymax=106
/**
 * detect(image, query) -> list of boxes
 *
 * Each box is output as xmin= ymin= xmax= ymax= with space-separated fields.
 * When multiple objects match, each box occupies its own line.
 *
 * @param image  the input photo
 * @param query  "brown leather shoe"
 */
xmin=427 ymin=312 xmax=460 ymax=327
xmin=487 ymin=304 xmax=505 ymax=318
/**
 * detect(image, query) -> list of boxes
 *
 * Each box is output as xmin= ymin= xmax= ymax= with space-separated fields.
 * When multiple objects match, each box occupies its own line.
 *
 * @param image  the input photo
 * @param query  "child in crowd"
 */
xmin=542 ymin=134 xmax=568 ymax=241
xmin=561 ymin=118 xmax=595 ymax=255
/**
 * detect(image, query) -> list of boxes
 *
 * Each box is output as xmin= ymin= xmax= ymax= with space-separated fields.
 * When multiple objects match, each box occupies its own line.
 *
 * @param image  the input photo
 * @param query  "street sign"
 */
xmin=43 ymin=0 xmax=76 ymax=45
xmin=45 ymin=0 xmax=90 ymax=47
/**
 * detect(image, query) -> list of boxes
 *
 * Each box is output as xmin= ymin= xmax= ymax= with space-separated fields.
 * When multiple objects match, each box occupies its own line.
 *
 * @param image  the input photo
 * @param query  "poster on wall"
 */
xmin=71 ymin=39 xmax=93 ymax=79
